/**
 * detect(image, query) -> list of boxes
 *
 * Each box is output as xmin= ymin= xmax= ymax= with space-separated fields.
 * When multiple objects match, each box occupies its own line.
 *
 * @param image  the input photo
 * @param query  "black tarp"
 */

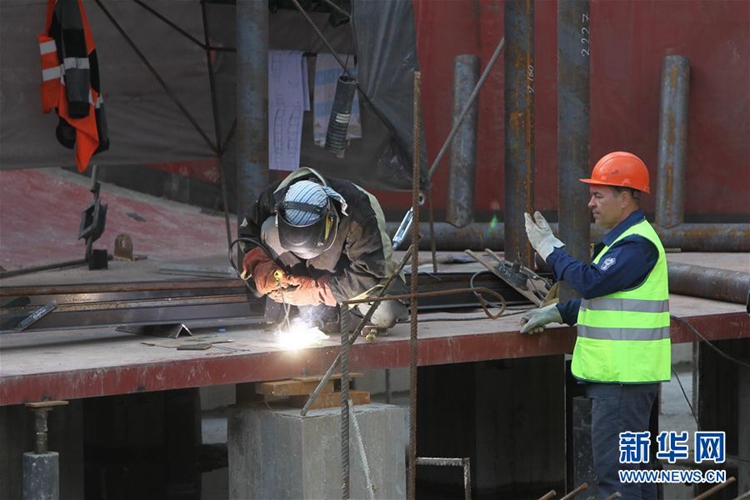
xmin=0 ymin=0 xmax=426 ymax=191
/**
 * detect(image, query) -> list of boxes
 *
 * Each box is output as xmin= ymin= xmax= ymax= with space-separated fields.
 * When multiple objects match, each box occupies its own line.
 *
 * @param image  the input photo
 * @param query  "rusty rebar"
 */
xmin=408 ymin=70 xmax=422 ymax=500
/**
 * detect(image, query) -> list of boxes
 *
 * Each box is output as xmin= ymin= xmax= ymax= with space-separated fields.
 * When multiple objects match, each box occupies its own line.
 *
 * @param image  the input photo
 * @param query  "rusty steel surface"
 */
xmin=446 ymin=55 xmax=479 ymax=228
xmin=557 ymin=0 xmax=591 ymax=276
xmin=503 ymin=0 xmax=535 ymax=268
xmin=656 ymin=55 xmax=690 ymax=229
xmin=668 ymin=262 xmax=750 ymax=304
xmin=1 ymin=310 xmax=748 ymax=406
xmin=385 ymin=222 xmax=750 ymax=252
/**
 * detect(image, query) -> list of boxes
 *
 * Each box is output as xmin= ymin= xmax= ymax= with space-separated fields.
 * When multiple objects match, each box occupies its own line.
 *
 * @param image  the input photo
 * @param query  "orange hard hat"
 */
xmin=580 ymin=151 xmax=651 ymax=194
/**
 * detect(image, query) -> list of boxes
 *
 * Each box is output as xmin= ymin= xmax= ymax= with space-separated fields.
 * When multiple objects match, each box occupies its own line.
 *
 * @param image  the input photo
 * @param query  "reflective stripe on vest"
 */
xmin=38 ymin=33 xmax=61 ymax=113
xmin=571 ymin=219 xmax=671 ymax=383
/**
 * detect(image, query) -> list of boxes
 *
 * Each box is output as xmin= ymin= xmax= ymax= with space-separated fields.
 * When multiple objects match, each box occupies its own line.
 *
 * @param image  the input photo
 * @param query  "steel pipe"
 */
xmin=504 ymin=0 xmax=535 ymax=268
xmin=656 ymin=56 xmax=690 ymax=228
xmin=446 ymin=55 xmax=480 ymax=228
xmin=236 ymin=0 xmax=269 ymax=227
xmin=386 ymin=222 xmax=750 ymax=252
xmin=557 ymin=0 xmax=591 ymax=268
xmin=668 ymin=262 xmax=750 ymax=304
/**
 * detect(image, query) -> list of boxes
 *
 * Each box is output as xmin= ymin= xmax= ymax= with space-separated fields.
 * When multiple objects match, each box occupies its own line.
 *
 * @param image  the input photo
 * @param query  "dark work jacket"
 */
xmin=239 ymin=168 xmax=407 ymax=302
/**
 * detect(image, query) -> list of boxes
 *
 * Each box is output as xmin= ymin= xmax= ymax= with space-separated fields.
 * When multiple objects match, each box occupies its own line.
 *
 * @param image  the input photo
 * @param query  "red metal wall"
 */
xmin=373 ymin=0 xmax=749 ymax=219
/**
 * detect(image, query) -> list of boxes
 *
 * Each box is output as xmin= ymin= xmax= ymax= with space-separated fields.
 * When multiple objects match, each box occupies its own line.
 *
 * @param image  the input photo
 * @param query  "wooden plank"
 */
xmin=25 ymin=400 xmax=69 ymax=409
xmin=256 ymin=379 xmax=334 ymax=397
xmin=288 ymin=390 xmax=371 ymax=410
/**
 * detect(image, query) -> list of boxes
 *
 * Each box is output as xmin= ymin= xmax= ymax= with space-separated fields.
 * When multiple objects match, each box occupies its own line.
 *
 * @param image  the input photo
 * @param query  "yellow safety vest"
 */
xmin=571 ymin=219 xmax=671 ymax=383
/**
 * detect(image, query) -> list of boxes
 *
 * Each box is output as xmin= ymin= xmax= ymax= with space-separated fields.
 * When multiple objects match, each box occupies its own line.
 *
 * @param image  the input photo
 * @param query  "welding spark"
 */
xmin=275 ymin=318 xmax=329 ymax=351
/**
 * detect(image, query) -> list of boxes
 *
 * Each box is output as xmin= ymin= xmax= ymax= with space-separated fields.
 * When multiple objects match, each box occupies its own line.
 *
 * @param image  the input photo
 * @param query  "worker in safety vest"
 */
xmin=239 ymin=167 xmax=408 ymax=332
xmin=521 ymin=151 xmax=669 ymax=499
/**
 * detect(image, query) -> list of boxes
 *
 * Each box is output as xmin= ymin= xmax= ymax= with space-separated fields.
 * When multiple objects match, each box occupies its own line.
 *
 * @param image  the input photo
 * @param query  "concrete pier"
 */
xmin=228 ymin=402 xmax=406 ymax=499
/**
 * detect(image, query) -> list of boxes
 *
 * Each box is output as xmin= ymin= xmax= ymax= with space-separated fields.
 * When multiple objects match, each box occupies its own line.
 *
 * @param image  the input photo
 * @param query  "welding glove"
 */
xmin=524 ymin=211 xmax=564 ymax=261
xmin=241 ymin=247 xmax=291 ymax=295
xmin=275 ymin=275 xmax=338 ymax=307
xmin=519 ymin=303 xmax=563 ymax=334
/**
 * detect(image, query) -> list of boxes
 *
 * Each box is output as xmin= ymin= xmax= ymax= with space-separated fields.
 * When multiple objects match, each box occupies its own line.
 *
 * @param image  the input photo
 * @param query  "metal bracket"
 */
xmin=465 ymin=249 xmax=552 ymax=306
xmin=116 ymin=323 xmax=193 ymax=339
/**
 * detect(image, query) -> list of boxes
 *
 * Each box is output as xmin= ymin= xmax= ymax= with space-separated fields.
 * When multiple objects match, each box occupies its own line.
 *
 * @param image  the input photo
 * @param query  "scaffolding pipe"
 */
xmin=668 ymin=263 xmax=750 ymax=304
xmin=656 ymin=56 xmax=690 ymax=229
xmin=504 ymin=0 xmax=535 ymax=268
xmin=385 ymin=222 xmax=750 ymax=252
xmin=557 ymin=0 xmax=591 ymax=301
xmin=236 ymin=0 xmax=269 ymax=227
xmin=446 ymin=55 xmax=480 ymax=228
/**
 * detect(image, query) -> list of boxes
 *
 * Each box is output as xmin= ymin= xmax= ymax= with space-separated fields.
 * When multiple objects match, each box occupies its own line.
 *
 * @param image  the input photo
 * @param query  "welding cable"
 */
xmin=409 ymin=309 xmax=532 ymax=324
xmin=670 ymin=315 xmax=750 ymax=370
xmin=670 ymin=367 xmax=700 ymax=430
xmin=227 ymin=237 xmax=278 ymax=294
xmin=228 ymin=237 xmax=296 ymax=327
xmin=469 ymin=270 xmax=512 ymax=312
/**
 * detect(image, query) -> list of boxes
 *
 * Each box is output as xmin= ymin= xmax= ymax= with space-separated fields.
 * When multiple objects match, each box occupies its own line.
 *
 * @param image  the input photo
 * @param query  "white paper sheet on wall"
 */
xmin=313 ymin=53 xmax=361 ymax=147
xmin=268 ymin=50 xmax=310 ymax=171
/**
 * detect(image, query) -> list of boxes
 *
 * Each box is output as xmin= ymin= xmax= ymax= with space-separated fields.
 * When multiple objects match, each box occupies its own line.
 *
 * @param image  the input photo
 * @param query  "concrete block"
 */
xmin=228 ymin=402 xmax=406 ymax=499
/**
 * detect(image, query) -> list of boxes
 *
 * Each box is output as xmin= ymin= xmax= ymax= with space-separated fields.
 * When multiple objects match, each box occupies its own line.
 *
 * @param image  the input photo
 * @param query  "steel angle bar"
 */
xmin=415 ymin=457 xmax=472 ymax=500
xmin=1 ymin=293 xmax=264 ymax=332
xmin=0 ymin=280 xmax=247 ymax=297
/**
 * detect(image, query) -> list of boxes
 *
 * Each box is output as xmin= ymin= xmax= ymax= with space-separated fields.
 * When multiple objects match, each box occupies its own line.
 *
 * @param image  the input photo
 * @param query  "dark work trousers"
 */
xmin=586 ymin=382 xmax=660 ymax=500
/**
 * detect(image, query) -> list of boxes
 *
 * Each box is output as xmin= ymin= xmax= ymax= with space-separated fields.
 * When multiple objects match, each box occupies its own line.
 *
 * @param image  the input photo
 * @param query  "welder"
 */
xmin=239 ymin=167 xmax=408 ymax=333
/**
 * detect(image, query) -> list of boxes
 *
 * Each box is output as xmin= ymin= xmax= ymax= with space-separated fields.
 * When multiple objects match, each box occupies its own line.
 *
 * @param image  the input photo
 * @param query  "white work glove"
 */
xmin=524 ymin=211 xmax=564 ymax=261
xmin=520 ymin=304 xmax=563 ymax=334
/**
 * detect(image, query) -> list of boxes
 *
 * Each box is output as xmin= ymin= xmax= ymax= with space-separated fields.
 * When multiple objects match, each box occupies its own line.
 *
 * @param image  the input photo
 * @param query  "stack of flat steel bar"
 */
xmin=0 ymin=272 xmax=530 ymax=333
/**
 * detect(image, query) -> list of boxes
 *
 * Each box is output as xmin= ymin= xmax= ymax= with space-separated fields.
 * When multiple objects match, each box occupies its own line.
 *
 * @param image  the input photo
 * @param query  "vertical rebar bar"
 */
xmin=504 ymin=0 xmax=535 ymax=269
xmin=236 ymin=0 xmax=269 ymax=228
xmin=557 ymin=0 xmax=591 ymax=300
xmin=447 ymin=55 xmax=480 ymax=228
xmin=408 ymin=71 xmax=422 ymax=500
xmin=340 ymin=304 xmax=351 ymax=499
xmin=656 ymin=55 xmax=690 ymax=229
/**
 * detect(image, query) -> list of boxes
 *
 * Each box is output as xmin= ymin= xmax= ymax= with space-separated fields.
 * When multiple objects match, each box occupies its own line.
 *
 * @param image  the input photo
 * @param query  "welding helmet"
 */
xmin=276 ymin=180 xmax=339 ymax=259
xmin=580 ymin=151 xmax=651 ymax=194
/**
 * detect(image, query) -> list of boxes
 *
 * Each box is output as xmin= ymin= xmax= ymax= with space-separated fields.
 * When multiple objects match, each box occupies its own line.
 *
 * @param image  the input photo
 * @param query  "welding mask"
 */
xmin=276 ymin=181 xmax=339 ymax=259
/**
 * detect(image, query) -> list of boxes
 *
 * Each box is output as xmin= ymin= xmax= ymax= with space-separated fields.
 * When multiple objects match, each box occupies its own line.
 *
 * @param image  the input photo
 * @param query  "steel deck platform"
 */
xmin=1 ymin=292 xmax=747 ymax=406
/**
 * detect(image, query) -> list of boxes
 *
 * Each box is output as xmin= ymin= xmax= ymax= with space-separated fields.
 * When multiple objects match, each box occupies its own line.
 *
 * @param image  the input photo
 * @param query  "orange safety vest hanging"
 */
xmin=38 ymin=0 xmax=108 ymax=173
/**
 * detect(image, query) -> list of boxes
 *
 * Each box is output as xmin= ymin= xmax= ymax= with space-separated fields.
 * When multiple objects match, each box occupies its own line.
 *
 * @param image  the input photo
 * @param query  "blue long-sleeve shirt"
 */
xmin=548 ymin=210 xmax=659 ymax=326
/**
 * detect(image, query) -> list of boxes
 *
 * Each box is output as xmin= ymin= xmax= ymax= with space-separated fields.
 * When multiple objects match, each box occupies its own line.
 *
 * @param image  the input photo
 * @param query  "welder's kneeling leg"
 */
xmin=355 ymin=299 xmax=408 ymax=329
